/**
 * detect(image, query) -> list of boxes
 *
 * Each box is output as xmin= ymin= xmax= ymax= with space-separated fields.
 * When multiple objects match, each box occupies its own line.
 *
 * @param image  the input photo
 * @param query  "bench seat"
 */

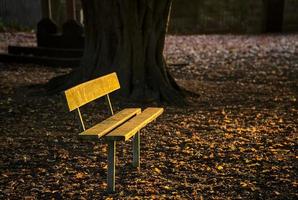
xmin=105 ymin=107 xmax=164 ymax=141
xmin=64 ymin=72 xmax=164 ymax=192
xmin=79 ymin=108 xmax=141 ymax=138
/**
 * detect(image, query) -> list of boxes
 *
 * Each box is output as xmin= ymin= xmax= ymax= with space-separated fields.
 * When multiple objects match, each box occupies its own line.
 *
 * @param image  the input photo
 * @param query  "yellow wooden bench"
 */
xmin=64 ymin=72 xmax=163 ymax=192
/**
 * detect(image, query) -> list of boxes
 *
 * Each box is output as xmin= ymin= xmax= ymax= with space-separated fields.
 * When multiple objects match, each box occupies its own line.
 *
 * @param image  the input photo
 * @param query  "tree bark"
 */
xmin=47 ymin=0 xmax=184 ymax=105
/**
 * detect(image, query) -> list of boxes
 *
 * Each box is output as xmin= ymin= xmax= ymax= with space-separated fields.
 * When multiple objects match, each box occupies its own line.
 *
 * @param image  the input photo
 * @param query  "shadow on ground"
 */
xmin=0 ymin=34 xmax=297 ymax=199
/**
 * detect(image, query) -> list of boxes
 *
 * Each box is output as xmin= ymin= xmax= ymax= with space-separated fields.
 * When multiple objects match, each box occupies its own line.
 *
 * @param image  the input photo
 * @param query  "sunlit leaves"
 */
xmin=0 ymin=33 xmax=297 ymax=199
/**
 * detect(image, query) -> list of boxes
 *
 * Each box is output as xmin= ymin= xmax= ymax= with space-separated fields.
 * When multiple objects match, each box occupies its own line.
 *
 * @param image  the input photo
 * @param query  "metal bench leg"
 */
xmin=133 ymin=131 xmax=140 ymax=169
xmin=107 ymin=140 xmax=116 ymax=192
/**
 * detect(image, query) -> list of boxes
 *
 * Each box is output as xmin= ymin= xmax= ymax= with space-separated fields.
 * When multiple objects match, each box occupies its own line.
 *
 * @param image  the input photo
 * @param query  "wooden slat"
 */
xmin=65 ymin=72 xmax=120 ymax=111
xmin=105 ymin=107 xmax=164 ymax=141
xmin=79 ymin=108 xmax=141 ymax=138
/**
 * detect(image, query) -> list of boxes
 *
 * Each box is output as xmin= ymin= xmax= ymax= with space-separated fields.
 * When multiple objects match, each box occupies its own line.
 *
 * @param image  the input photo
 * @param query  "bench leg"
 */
xmin=133 ymin=131 xmax=140 ymax=169
xmin=107 ymin=140 xmax=116 ymax=193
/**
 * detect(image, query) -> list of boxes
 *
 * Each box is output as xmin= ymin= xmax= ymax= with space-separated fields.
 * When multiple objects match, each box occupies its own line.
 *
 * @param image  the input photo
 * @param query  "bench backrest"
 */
xmin=64 ymin=72 xmax=120 ymax=111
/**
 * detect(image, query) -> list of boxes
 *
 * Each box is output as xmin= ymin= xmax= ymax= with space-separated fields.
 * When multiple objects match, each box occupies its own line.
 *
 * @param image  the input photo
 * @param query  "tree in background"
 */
xmin=263 ymin=0 xmax=285 ymax=32
xmin=47 ymin=0 xmax=184 ymax=104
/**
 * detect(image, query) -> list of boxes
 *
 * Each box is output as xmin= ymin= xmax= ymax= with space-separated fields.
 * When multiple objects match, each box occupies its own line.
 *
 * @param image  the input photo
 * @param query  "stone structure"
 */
xmin=37 ymin=0 xmax=84 ymax=49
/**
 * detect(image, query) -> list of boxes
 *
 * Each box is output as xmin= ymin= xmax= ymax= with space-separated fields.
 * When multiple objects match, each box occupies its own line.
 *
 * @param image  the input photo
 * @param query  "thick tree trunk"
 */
xmin=47 ymin=0 xmax=184 ymax=105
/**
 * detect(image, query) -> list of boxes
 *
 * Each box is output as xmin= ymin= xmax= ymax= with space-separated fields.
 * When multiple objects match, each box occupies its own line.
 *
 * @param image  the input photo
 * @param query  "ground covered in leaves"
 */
xmin=0 ymin=33 xmax=297 ymax=199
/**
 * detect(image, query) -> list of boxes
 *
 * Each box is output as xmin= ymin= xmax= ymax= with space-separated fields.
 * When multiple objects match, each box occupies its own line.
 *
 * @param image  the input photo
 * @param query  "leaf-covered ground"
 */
xmin=0 ymin=33 xmax=297 ymax=199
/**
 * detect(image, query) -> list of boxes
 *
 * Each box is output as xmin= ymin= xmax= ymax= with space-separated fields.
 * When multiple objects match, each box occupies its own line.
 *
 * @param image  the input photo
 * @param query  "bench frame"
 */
xmin=77 ymin=96 xmax=141 ymax=192
xmin=64 ymin=73 xmax=163 ymax=192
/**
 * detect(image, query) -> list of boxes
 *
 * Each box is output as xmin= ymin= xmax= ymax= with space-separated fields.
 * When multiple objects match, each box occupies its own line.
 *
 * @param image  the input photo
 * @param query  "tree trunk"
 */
xmin=47 ymin=0 xmax=184 ymax=105
xmin=263 ymin=0 xmax=285 ymax=33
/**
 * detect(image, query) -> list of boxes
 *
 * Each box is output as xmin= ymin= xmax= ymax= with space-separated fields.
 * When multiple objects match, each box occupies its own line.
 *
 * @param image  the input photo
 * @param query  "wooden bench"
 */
xmin=64 ymin=72 xmax=163 ymax=192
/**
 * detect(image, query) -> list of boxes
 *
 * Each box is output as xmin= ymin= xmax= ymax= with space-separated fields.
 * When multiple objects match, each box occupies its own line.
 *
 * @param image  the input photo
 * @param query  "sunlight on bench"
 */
xmin=64 ymin=72 xmax=163 ymax=192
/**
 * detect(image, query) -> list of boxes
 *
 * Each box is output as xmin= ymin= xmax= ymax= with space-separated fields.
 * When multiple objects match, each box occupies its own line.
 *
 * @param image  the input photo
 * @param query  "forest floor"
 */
xmin=0 ymin=32 xmax=297 ymax=199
